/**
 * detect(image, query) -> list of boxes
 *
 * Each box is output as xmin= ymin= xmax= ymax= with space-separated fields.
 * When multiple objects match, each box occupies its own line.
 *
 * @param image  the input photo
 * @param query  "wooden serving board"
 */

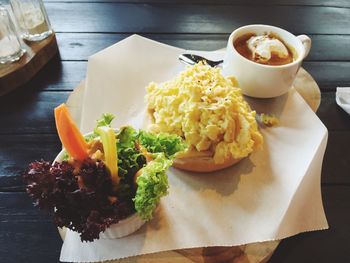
xmin=61 ymin=67 xmax=320 ymax=263
xmin=0 ymin=34 xmax=58 ymax=96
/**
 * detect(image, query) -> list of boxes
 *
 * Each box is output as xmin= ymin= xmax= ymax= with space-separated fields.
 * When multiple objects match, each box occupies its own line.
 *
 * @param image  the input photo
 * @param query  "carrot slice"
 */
xmin=54 ymin=104 xmax=88 ymax=161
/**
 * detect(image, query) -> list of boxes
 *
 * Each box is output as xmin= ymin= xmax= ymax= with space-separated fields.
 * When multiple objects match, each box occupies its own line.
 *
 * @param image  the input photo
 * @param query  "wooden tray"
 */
xmin=60 ymin=67 xmax=321 ymax=263
xmin=0 ymin=33 xmax=58 ymax=96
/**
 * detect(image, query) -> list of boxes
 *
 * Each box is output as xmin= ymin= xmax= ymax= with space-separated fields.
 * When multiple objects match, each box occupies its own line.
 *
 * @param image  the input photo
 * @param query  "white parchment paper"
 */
xmin=336 ymin=87 xmax=350 ymax=115
xmin=60 ymin=35 xmax=328 ymax=262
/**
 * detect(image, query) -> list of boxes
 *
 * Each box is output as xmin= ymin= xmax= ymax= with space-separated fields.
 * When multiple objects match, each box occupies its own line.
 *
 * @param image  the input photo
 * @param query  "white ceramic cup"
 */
xmin=223 ymin=24 xmax=311 ymax=98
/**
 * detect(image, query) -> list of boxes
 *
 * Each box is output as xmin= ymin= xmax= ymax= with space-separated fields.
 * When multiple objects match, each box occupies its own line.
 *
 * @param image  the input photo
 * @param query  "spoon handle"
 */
xmin=179 ymin=54 xmax=223 ymax=67
xmin=178 ymin=54 xmax=197 ymax=66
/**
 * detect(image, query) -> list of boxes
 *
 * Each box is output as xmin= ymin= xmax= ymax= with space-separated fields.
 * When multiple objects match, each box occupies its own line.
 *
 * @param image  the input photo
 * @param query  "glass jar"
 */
xmin=0 ymin=6 xmax=25 ymax=64
xmin=10 ymin=0 xmax=53 ymax=42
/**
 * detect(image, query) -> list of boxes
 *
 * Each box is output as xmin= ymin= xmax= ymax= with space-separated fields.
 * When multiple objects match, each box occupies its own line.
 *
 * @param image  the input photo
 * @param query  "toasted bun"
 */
xmin=173 ymin=154 xmax=242 ymax=172
xmin=146 ymin=110 xmax=243 ymax=172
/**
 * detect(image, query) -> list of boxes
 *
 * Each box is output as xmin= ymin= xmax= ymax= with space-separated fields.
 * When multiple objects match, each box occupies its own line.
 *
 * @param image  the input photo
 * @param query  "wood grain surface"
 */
xmin=0 ymin=1 xmax=349 ymax=263
xmin=44 ymin=3 xmax=350 ymax=34
xmin=0 ymin=34 xmax=58 ymax=96
xmin=43 ymin=0 xmax=350 ymax=7
xmin=55 ymin=33 xmax=350 ymax=61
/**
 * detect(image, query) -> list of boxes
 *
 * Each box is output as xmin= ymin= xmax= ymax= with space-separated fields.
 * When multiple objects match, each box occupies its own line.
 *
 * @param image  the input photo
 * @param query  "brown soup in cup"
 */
xmin=234 ymin=33 xmax=296 ymax=66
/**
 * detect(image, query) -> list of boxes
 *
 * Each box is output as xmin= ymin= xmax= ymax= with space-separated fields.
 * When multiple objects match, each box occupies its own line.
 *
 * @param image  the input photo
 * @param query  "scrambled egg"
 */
xmin=146 ymin=62 xmax=263 ymax=164
xmin=258 ymin=113 xmax=279 ymax=127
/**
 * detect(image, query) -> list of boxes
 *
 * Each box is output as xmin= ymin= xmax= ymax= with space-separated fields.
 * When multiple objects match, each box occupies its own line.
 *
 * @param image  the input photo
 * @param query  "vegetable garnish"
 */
xmin=95 ymin=126 xmax=120 ymax=186
xmin=134 ymin=154 xmax=172 ymax=220
xmin=256 ymin=113 xmax=279 ymax=127
xmin=24 ymin=159 xmax=131 ymax=242
xmin=96 ymin=113 xmax=115 ymax=128
xmin=54 ymin=104 xmax=88 ymax=161
xmin=23 ymin=110 xmax=186 ymax=242
xmin=138 ymin=130 xmax=186 ymax=159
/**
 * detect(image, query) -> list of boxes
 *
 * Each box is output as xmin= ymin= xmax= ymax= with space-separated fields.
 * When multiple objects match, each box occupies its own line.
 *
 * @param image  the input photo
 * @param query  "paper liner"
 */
xmin=336 ymin=87 xmax=350 ymax=115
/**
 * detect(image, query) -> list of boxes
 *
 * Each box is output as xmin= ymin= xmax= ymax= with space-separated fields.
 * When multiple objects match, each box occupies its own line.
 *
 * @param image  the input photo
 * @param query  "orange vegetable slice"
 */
xmin=54 ymin=103 xmax=88 ymax=161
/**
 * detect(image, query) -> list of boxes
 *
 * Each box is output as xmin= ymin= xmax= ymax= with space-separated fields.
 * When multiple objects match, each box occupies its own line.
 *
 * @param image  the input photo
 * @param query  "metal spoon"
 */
xmin=179 ymin=54 xmax=223 ymax=67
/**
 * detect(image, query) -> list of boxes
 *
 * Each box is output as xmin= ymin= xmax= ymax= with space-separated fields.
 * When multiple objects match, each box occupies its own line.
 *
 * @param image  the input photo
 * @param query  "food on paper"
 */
xmin=257 ymin=113 xmax=280 ymax=127
xmin=146 ymin=62 xmax=263 ymax=172
xmin=234 ymin=33 xmax=295 ymax=65
xmin=23 ymin=104 xmax=185 ymax=242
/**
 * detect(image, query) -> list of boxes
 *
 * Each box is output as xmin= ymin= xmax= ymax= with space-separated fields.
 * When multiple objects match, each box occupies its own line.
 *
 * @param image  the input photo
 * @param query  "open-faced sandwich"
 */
xmin=146 ymin=62 xmax=263 ymax=172
xmin=23 ymin=104 xmax=185 ymax=242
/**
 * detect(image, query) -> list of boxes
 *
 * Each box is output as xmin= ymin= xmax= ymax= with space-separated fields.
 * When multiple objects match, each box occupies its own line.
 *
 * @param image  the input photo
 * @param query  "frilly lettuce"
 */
xmin=133 ymin=154 xmax=172 ymax=220
xmin=116 ymin=127 xmax=145 ymax=195
xmin=96 ymin=113 xmax=115 ymax=128
xmin=117 ymin=126 xmax=138 ymax=149
xmin=27 ymin=112 xmax=185 ymax=242
xmin=90 ymin=117 xmax=186 ymax=218
xmin=138 ymin=130 xmax=187 ymax=158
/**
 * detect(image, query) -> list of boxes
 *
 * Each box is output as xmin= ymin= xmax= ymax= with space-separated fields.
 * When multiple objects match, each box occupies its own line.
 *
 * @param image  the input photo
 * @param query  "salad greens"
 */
xmin=138 ymin=130 xmax=186 ymax=159
xmin=24 ymin=111 xmax=186 ymax=242
xmin=115 ymin=125 xmax=186 ymax=220
xmin=134 ymin=154 xmax=171 ymax=220
xmin=115 ymin=126 xmax=145 ymax=201
xmin=93 ymin=114 xmax=186 ymax=221
xmin=96 ymin=113 xmax=115 ymax=128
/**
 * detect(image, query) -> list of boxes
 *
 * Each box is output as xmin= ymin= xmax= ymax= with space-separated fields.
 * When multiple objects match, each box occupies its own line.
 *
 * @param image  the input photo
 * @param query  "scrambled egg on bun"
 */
xmin=146 ymin=62 xmax=263 ymax=170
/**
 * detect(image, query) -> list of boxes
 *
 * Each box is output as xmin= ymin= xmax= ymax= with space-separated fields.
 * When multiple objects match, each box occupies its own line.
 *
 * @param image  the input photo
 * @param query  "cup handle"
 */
xmin=297 ymin=35 xmax=312 ymax=59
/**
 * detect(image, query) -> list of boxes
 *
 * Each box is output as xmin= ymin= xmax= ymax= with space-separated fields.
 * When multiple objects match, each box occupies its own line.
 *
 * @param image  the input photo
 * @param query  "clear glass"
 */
xmin=0 ymin=6 xmax=25 ymax=64
xmin=10 ymin=0 xmax=53 ymax=42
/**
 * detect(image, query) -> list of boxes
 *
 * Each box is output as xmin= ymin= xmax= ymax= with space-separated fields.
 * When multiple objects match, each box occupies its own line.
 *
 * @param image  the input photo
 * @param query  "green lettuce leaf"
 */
xmin=133 ymin=154 xmax=172 ymax=220
xmin=138 ymin=130 xmax=186 ymax=158
xmin=61 ymin=151 xmax=70 ymax=161
xmin=83 ymin=113 xmax=116 ymax=143
xmin=117 ymin=126 xmax=138 ymax=148
xmin=96 ymin=113 xmax=115 ymax=128
xmin=116 ymin=126 xmax=146 ymax=200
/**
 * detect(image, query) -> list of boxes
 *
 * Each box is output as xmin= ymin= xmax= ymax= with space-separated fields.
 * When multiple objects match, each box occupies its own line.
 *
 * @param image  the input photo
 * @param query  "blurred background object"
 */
xmin=0 ymin=5 xmax=25 ymax=64
xmin=10 ymin=0 xmax=52 ymax=42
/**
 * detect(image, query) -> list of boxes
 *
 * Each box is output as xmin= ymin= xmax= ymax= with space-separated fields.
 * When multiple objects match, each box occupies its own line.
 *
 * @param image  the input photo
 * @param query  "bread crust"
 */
xmin=173 ymin=155 xmax=242 ymax=172
xmin=146 ymin=110 xmax=243 ymax=172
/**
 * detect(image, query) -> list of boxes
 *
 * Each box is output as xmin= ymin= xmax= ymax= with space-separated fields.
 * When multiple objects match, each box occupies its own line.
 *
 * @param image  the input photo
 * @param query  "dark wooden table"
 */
xmin=1 ymin=0 xmax=350 ymax=262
